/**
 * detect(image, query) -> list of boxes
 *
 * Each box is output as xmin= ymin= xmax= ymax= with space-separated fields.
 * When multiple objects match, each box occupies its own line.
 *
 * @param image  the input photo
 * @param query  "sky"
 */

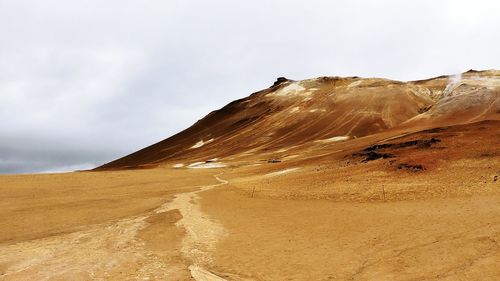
xmin=1 ymin=0 xmax=499 ymax=174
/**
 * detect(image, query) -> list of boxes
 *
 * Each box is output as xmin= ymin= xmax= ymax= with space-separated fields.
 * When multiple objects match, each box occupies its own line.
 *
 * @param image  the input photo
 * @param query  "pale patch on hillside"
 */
xmin=191 ymin=138 xmax=214 ymax=149
xmin=316 ymin=136 xmax=350 ymax=143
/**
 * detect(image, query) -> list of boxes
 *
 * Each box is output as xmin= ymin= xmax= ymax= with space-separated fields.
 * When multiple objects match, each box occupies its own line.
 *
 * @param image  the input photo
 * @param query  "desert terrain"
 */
xmin=1 ymin=70 xmax=499 ymax=280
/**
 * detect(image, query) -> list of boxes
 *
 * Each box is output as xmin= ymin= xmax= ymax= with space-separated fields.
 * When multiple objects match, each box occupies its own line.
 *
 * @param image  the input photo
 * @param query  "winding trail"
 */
xmin=0 ymin=174 xmax=230 ymax=281
xmin=156 ymin=174 xmax=229 ymax=280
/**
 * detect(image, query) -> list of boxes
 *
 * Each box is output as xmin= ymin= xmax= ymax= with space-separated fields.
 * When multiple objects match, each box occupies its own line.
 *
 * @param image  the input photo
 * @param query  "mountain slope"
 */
xmin=96 ymin=70 xmax=500 ymax=170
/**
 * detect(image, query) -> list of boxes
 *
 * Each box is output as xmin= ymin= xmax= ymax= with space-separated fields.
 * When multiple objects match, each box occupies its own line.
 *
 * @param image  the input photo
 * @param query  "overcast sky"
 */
xmin=1 ymin=0 xmax=499 ymax=174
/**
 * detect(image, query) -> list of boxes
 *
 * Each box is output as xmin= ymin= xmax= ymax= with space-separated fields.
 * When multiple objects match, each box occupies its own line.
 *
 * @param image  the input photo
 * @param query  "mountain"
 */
xmin=96 ymin=69 xmax=500 ymax=170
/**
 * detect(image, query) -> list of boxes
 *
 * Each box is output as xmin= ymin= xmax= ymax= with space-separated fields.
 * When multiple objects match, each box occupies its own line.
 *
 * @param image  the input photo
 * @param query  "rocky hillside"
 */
xmin=96 ymin=70 xmax=500 ymax=170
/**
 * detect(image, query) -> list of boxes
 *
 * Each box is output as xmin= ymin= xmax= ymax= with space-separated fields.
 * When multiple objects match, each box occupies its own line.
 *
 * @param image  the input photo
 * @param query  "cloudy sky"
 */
xmin=1 ymin=0 xmax=499 ymax=173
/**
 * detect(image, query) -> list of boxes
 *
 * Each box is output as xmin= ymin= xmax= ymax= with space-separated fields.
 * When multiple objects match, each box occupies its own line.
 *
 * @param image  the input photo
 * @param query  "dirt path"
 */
xmin=156 ymin=175 xmax=229 ymax=280
xmin=0 ymin=174 xmax=229 ymax=281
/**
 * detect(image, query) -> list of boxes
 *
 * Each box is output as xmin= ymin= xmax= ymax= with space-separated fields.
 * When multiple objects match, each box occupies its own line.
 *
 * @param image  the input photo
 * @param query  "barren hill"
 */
xmin=97 ymin=70 xmax=500 ymax=170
